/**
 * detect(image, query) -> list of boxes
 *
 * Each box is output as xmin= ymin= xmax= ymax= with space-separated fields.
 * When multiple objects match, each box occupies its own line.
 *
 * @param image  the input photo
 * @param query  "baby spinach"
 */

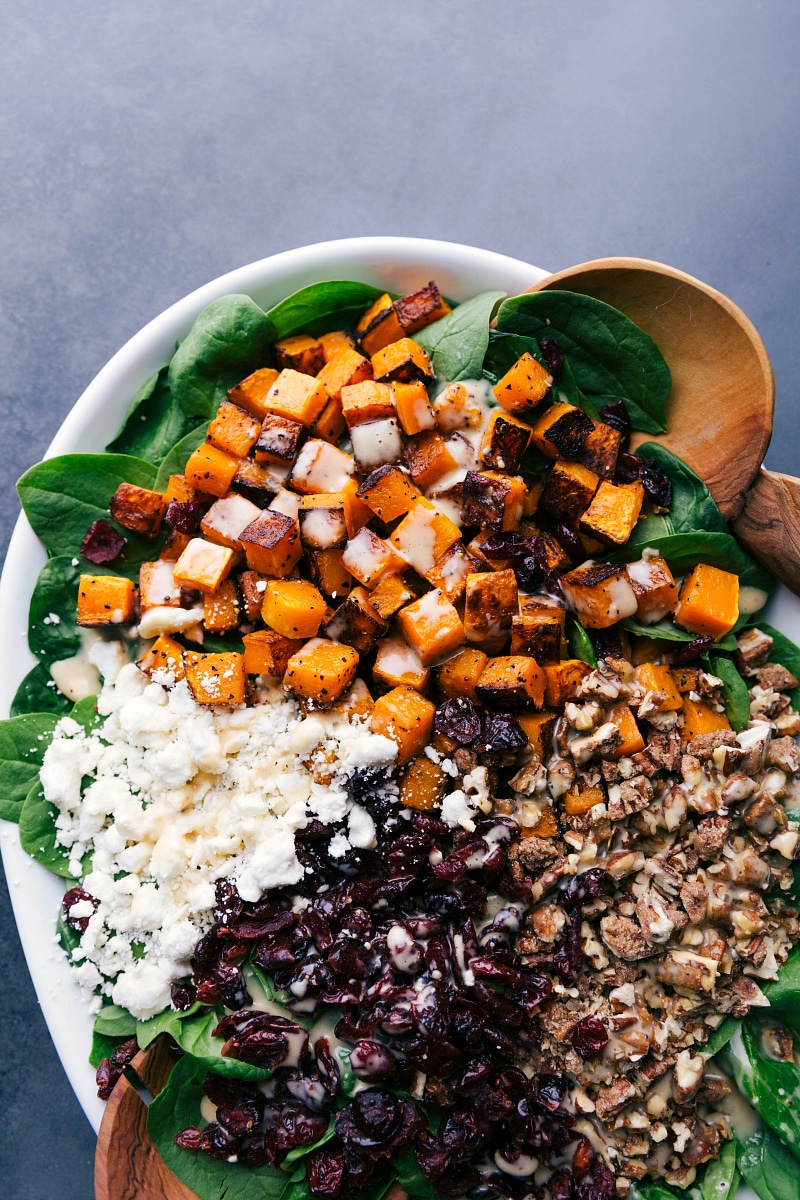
xmin=631 ymin=443 xmax=728 ymax=541
xmin=755 ymin=624 xmax=800 ymax=709
xmin=703 ymin=1015 xmax=741 ymax=1059
xmin=17 ymin=453 xmax=160 ymax=578
xmin=94 ymin=1003 xmax=138 ymax=1039
xmin=613 ymin=531 xmax=774 ymax=593
xmin=758 ymin=945 xmax=800 ymax=1030
xmin=18 ymin=778 xmax=76 ymax=877
xmin=141 ymin=1006 xmax=273 ymax=1081
xmin=495 ymin=291 xmax=671 ymax=433
xmin=633 ymin=1185 xmax=681 ymax=1200
xmin=621 ymin=614 xmax=737 ymax=651
xmin=0 ymin=711 xmax=60 ymax=823
xmin=147 ymin=1054 xmax=292 ymax=1200
xmin=567 ymin=615 xmax=597 ymax=666
xmin=710 ymin=655 xmax=751 ymax=731
xmin=414 ymin=290 xmax=506 ymax=383
xmin=393 ymin=1149 xmax=438 ymax=1199
xmin=701 ymin=1141 xmax=738 ymax=1200
xmin=153 ymin=422 xmax=209 ymax=491
xmin=28 ymin=556 xmax=83 ymax=668
xmin=721 ymin=1025 xmax=800 ymax=1165
xmin=10 ymin=663 xmax=71 ymax=718
xmin=168 ymin=295 xmax=276 ymax=423
xmin=734 ymin=1120 xmax=800 ymax=1199
xmin=105 ymin=367 xmax=202 ymax=466
xmin=267 ymin=280 xmax=385 ymax=339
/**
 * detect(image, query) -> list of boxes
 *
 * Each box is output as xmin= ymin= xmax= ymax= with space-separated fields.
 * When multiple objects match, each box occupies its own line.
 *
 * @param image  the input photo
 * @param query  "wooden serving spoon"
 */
xmin=525 ymin=257 xmax=800 ymax=595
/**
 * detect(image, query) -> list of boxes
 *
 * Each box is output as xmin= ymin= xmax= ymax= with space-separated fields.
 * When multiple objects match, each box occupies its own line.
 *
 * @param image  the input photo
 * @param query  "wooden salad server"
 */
xmin=525 ymin=257 xmax=800 ymax=596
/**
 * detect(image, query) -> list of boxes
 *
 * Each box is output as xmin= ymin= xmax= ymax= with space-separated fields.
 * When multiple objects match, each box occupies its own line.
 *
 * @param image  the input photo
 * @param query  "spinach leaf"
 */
xmin=621 ymin=614 xmax=737 ymax=651
xmin=70 ymin=692 xmax=104 ymax=734
xmin=759 ymin=946 xmax=800 ymax=1030
xmin=18 ymin=777 xmax=76 ymax=877
xmin=105 ymin=368 xmax=201 ymax=465
xmin=153 ymin=423 xmax=209 ymax=491
xmin=56 ymin=901 xmax=81 ymax=959
xmin=633 ymin=1185 xmax=681 ymax=1200
xmin=734 ymin=1119 xmax=800 ymax=1199
xmin=567 ymin=615 xmax=597 ymax=666
xmin=146 ymin=1006 xmax=273 ymax=1081
xmin=710 ymin=656 xmax=751 ymax=731
xmin=394 ymin=1149 xmax=439 ymax=1199
xmin=17 ymin=453 xmax=160 ymax=579
xmin=168 ymin=295 xmax=276 ymax=422
xmin=10 ymin=663 xmax=72 ymax=718
xmin=147 ymin=1053 xmax=291 ymax=1199
xmin=755 ymin=624 xmax=800 ymax=709
xmin=495 ymin=291 xmax=671 ymax=433
xmin=631 ymin=443 xmax=728 ymax=541
xmin=701 ymin=1140 xmax=738 ymax=1200
xmin=94 ymin=1004 xmax=138 ymax=1039
xmin=612 ymin=531 xmax=775 ymax=593
xmin=482 ymin=330 xmax=600 ymax=419
xmin=0 ymin=712 xmax=60 ymax=823
xmin=283 ymin=1118 xmax=335 ymax=1166
xmin=28 ymin=556 xmax=83 ymax=668
xmin=268 ymin=280 xmax=385 ymax=339
xmin=703 ymin=1016 xmax=741 ymax=1059
xmin=414 ymin=291 xmax=506 ymax=383
xmin=722 ymin=1025 xmax=800 ymax=1165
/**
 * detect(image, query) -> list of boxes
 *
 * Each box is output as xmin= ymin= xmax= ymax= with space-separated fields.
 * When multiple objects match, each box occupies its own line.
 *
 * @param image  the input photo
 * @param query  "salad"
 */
xmin=3 ymin=273 xmax=800 ymax=1200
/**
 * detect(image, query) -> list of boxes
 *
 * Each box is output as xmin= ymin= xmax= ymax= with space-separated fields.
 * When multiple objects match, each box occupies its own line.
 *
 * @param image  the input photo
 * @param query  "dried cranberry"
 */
xmin=615 ymin=450 xmax=644 ymax=483
xmin=641 ymin=459 xmax=673 ymax=511
xmin=404 ymin=1036 xmax=462 ymax=1078
xmin=95 ymin=1037 xmax=138 ymax=1099
xmin=214 ymin=879 xmax=244 ymax=926
xmin=552 ymin=522 xmax=583 ymax=560
xmin=474 ymin=712 xmax=527 ymax=753
xmin=561 ymin=867 xmax=610 ymax=908
xmin=164 ymin=499 xmax=208 ymax=533
xmin=436 ymin=697 xmax=482 ymax=745
xmin=515 ymin=548 xmax=548 ymax=591
xmin=598 ymin=400 xmax=631 ymax=450
xmin=416 ymin=1129 xmax=450 ymax=1180
xmin=572 ymin=1015 xmax=609 ymax=1058
xmin=349 ymin=1040 xmax=399 ymax=1082
xmin=194 ymin=960 xmax=249 ymax=1008
xmin=572 ymin=1136 xmax=595 ymax=1178
xmin=548 ymin=1167 xmax=575 ymax=1200
xmin=479 ymin=532 xmax=539 ymax=563
xmin=62 ymin=885 xmax=98 ymax=932
xmin=670 ymin=634 xmax=715 ymax=665
xmin=576 ymin=1158 xmax=615 ymax=1200
xmin=589 ymin=626 xmax=623 ymax=661
xmin=553 ymin=908 xmax=583 ymax=981
xmin=80 ymin=518 xmax=127 ymax=564
xmin=440 ymin=1108 xmax=491 ymax=1161
xmin=307 ymin=1144 xmax=346 ymax=1197
xmin=536 ymin=1073 xmax=567 ymax=1111
xmin=170 ymin=980 xmax=196 ymax=1010
xmin=539 ymin=338 xmax=565 ymax=378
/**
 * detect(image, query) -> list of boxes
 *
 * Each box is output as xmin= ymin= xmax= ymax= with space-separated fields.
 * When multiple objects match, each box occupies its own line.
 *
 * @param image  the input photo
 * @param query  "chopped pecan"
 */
xmin=692 ymin=815 xmax=730 ymax=860
xmin=735 ymin=627 xmax=773 ymax=672
xmin=757 ymin=663 xmax=799 ymax=691
xmin=767 ymin=735 xmax=800 ymax=774
xmin=687 ymin=730 xmax=737 ymax=759
xmin=595 ymin=1076 xmax=637 ymax=1121
xmin=600 ymin=914 xmax=655 ymax=961
xmin=680 ymin=880 xmax=708 ymax=924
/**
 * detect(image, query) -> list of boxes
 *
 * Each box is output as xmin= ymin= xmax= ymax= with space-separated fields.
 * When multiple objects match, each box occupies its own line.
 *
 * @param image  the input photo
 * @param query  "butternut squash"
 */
xmin=203 ymin=580 xmax=240 ymax=633
xmin=242 ymin=629 xmax=303 ymax=676
xmin=432 ymin=648 xmax=489 ymax=702
xmin=184 ymin=651 xmax=247 ymax=705
xmin=369 ymin=574 xmax=418 ymax=621
xmin=373 ymin=636 xmax=430 ymax=692
xmin=319 ymin=330 xmax=354 ymax=363
xmin=371 ymin=337 xmax=434 ymax=384
xmin=77 ymin=574 xmax=136 ymax=627
xmin=635 ymin=663 xmax=683 ymax=711
xmin=357 ymin=465 xmax=424 ymax=524
xmin=510 ymin=614 xmax=563 ymax=662
xmin=185 ymin=442 xmax=240 ymax=498
xmin=172 ymin=538 xmax=234 ymax=594
xmin=462 ymin=470 xmax=526 ymax=532
xmin=310 ymin=395 xmax=347 ymax=445
xmin=137 ymin=633 xmax=185 ymax=681
xmin=391 ymin=380 xmax=436 ymax=435
xmin=607 ymin=703 xmax=646 ymax=759
xmin=394 ymin=281 xmax=450 ymax=334
xmin=274 ymin=333 xmax=324 ymax=375
xmin=341 ymin=527 xmax=408 ymax=588
xmin=403 ymin=430 xmax=458 ymax=490
xmin=283 ymin=638 xmax=359 ymax=705
xmin=207 ymin=400 xmax=262 ymax=458
xmin=475 ymin=655 xmax=544 ymax=709
xmin=627 ymin=553 xmax=679 ymax=624
xmin=675 ymin=563 xmax=740 ymax=640
xmin=492 ymin=352 xmax=552 ymax=416
xmin=396 ymin=589 xmax=465 ymax=666
xmin=340 ymin=380 xmax=396 ymax=426
xmin=254 ymin=413 xmax=306 ymax=466
xmin=370 ymin=686 xmax=436 ymax=765
xmin=539 ymin=460 xmax=599 ymax=523
xmin=323 ymin=586 xmax=389 ymax=653
xmin=306 ymin=549 xmax=354 ymax=599
xmin=262 ymin=580 xmax=326 ymax=639
xmin=356 ymin=294 xmax=405 ymax=356
xmin=561 ymin=561 xmax=638 ymax=629
xmin=390 ymin=504 xmax=462 ymax=575
xmin=239 ymin=511 xmax=303 ymax=577
xmin=542 ymin=660 xmax=591 ymax=706
xmin=316 ymin=346 xmax=373 ymax=401
xmin=682 ymin=697 xmax=731 ymax=739
xmin=464 ymin=569 xmax=518 ymax=650
xmin=479 ymin=408 xmax=533 ymax=474
xmin=516 ymin=710 xmax=559 ymax=758
xmin=564 ymin=782 xmax=606 ymax=815
xmin=400 ymin=756 xmax=447 ymax=810
xmin=579 ymin=480 xmax=645 ymax=547
xmin=109 ymin=482 xmax=167 ymax=537
xmin=228 ymin=367 xmax=280 ymax=420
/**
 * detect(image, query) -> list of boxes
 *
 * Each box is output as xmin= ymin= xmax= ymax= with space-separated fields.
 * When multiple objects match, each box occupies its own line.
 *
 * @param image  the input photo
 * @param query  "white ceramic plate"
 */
xmin=0 ymin=238 xmax=793 ymax=1200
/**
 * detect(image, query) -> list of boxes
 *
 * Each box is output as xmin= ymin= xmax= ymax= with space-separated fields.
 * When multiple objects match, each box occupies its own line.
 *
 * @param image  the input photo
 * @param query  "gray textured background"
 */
xmin=1 ymin=1 xmax=799 ymax=1196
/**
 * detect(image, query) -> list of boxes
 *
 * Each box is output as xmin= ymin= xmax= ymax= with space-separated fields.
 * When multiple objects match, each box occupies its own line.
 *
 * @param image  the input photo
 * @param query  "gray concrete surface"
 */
xmin=1 ymin=1 xmax=799 ymax=1195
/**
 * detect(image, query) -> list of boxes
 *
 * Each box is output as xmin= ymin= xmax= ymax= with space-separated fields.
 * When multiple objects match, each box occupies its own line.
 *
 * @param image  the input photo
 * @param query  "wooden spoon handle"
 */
xmin=732 ymin=468 xmax=800 ymax=595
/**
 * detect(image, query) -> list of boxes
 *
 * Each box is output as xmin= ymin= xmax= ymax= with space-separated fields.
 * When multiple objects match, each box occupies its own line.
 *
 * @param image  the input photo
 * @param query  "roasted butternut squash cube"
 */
xmin=158 ymin=530 xmax=192 ymax=562
xmin=492 ymin=352 xmax=552 ymax=416
xmin=542 ymin=660 xmax=592 ymax=706
xmin=319 ymin=330 xmax=355 ymax=363
xmin=184 ymin=651 xmax=246 ymax=705
xmin=675 ymin=563 xmax=740 ymax=640
xmin=77 ymin=574 xmax=136 ymax=626
xmin=316 ymin=346 xmax=373 ymax=401
xmin=288 ymin=439 xmax=356 ymax=494
xmin=274 ymin=334 xmax=325 ymax=376
xmin=239 ymin=570 xmax=269 ymax=621
xmin=263 ymin=580 xmax=326 ymax=639
xmin=306 ymin=549 xmax=354 ymax=599
xmin=138 ymin=559 xmax=181 ymax=611
xmin=264 ymin=369 xmax=330 ymax=427
xmin=479 ymin=408 xmax=534 ymax=474
xmin=356 ymin=293 xmax=406 ymax=356
xmin=255 ymin=413 xmax=306 ymax=466
xmin=299 ymin=494 xmax=351 ymax=551
xmin=239 ymin=511 xmax=302 ymax=577
xmin=394 ymin=281 xmax=450 ymax=335
xmin=524 ymin=806 xmax=559 ymax=838
xmin=283 ymin=638 xmax=359 ymax=705
xmin=207 ymin=401 xmax=262 ymax=458
xmin=432 ymin=382 xmax=485 ymax=432
xmin=371 ymin=685 xmax=435 ymax=765
xmin=521 ymin=475 xmax=544 ymax=518
xmin=671 ymin=666 xmax=699 ymax=694
xmin=607 ymin=703 xmax=646 ymax=759
xmin=230 ymin=457 xmax=284 ymax=506
xmin=268 ymin=488 xmax=302 ymax=523
xmin=517 ymin=710 xmax=559 ymax=758
xmin=203 ymin=580 xmax=240 ymax=633
xmin=391 ymin=380 xmax=436 ymax=435
xmin=310 ymin=395 xmax=347 ymax=445
xmin=165 ymin=474 xmax=208 ymax=504
xmin=370 ymin=574 xmax=418 ymax=621
xmin=349 ymin=418 xmax=404 ymax=474
xmin=390 ymin=504 xmax=462 ymax=575
xmin=464 ymin=569 xmax=518 ymax=650
xmin=342 ymin=528 xmax=407 ymax=588
xmin=682 ymin=697 xmax=731 ymax=739
xmin=397 ymin=589 xmax=465 ymax=666
xmin=462 ymin=470 xmax=526 ymax=532
xmin=323 ymin=586 xmax=389 ymax=653
xmin=475 ymin=655 xmax=544 ymax=709
xmin=635 ymin=662 xmax=683 ymax=711
xmin=242 ymin=628 xmax=303 ymax=676
xmin=357 ymin=465 xmax=423 ymax=524
xmin=561 ymin=561 xmax=638 ymax=629
xmin=425 ymin=540 xmax=482 ymax=604
xmin=577 ymin=420 xmax=622 ymax=480
xmin=518 ymin=595 xmax=567 ymax=625
xmin=510 ymin=614 xmax=563 ymax=662
xmin=579 ymin=480 xmax=645 ymax=547
xmin=627 ymin=553 xmax=679 ymax=624
xmin=331 ymin=676 xmax=374 ymax=721
xmin=530 ymin=403 xmax=582 ymax=459
xmin=564 ymin=782 xmax=606 ymax=815
xmin=109 ymin=482 xmax=167 ymax=537
xmin=200 ymin=494 xmax=262 ymax=550
xmin=341 ymin=380 xmax=396 ymax=427
xmin=137 ymin=633 xmax=185 ymax=681
xmin=432 ymin=648 xmax=488 ymax=702
xmin=185 ymin=442 xmax=240 ymax=498
xmin=371 ymin=337 xmax=434 ymax=384
xmin=400 ymin=755 xmax=447 ymax=810
xmin=228 ymin=367 xmax=280 ymax=420
xmin=172 ymin=538 xmax=234 ymax=594
xmin=403 ymin=430 xmax=458 ymax=490
xmin=373 ymin=636 xmax=430 ymax=691
xmin=340 ymin=478 xmax=374 ymax=531
xmin=539 ymin=460 xmax=600 ymax=523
